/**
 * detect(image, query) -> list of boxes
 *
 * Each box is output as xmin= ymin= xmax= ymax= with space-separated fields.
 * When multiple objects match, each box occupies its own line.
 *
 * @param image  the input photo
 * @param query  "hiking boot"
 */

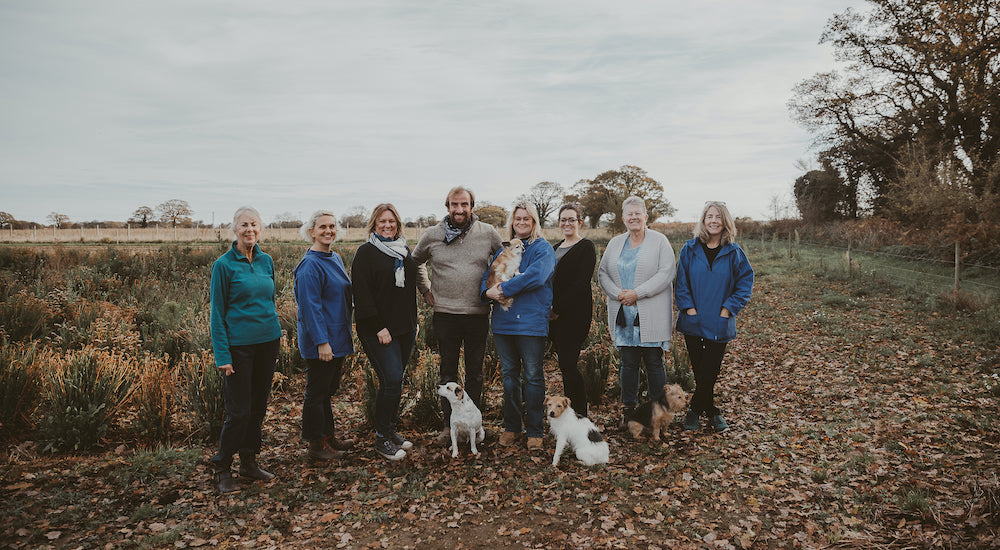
xmin=238 ymin=451 xmax=275 ymax=481
xmin=308 ymin=439 xmax=342 ymax=461
xmin=683 ymin=410 xmax=701 ymax=431
xmin=325 ymin=435 xmax=356 ymax=451
xmin=213 ymin=470 xmax=239 ymax=494
xmin=709 ymin=414 xmax=729 ymax=433
xmin=374 ymin=437 xmax=406 ymax=461
xmin=498 ymin=431 xmax=521 ymax=447
xmin=526 ymin=437 xmax=544 ymax=451
xmin=389 ymin=432 xmax=413 ymax=451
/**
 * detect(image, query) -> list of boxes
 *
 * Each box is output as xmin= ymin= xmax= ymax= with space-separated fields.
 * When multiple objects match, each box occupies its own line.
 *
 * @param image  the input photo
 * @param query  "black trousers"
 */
xmin=435 ymin=312 xmax=489 ymax=426
xmin=684 ymin=334 xmax=728 ymax=417
xmin=550 ymin=317 xmax=590 ymax=416
xmin=211 ymin=338 xmax=279 ymax=468
xmin=301 ymin=357 xmax=345 ymax=442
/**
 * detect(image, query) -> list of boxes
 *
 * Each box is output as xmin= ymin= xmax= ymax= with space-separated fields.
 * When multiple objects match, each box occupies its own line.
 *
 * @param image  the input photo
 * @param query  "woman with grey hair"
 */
xmin=294 ymin=210 xmax=356 ymax=461
xmin=598 ymin=196 xmax=676 ymax=430
xmin=209 ymin=206 xmax=283 ymax=493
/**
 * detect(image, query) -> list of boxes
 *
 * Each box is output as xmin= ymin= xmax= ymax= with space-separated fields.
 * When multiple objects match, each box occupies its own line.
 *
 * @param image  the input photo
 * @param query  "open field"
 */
xmin=0 ymin=238 xmax=998 ymax=549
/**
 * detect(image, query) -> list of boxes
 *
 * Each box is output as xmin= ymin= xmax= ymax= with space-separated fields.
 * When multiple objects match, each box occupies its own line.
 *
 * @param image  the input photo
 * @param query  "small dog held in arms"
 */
xmin=544 ymin=396 xmax=610 ymax=467
xmin=436 ymin=382 xmax=485 ymax=457
xmin=485 ymin=238 xmax=524 ymax=311
xmin=627 ymin=384 xmax=691 ymax=442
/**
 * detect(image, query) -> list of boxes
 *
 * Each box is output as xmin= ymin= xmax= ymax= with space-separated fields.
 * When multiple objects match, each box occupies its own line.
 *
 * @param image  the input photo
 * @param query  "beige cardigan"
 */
xmin=598 ymin=229 xmax=676 ymax=344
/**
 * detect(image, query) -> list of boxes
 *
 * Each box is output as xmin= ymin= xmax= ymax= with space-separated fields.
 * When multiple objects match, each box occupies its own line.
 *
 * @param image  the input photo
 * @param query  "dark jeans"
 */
xmin=435 ymin=312 xmax=488 ymax=426
xmin=550 ymin=320 xmax=589 ymax=416
xmin=211 ymin=338 xmax=279 ymax=469
xmin=301 ymin=357 xmax=345 ymax=442
xmin=684 ymin=335 xmax=728 ymax=417
xmin=358 ymin=330 xmax=415 ymax=438
xmin=618 ymin=346 xmax=667 ymax=408
xmin=493 ymin=333 xmax=546 ymax=438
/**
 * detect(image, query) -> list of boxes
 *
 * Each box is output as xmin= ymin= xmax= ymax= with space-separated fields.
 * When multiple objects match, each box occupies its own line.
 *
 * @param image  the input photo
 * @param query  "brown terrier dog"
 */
xmin=627 ymin=384 xmax=691 ymax=442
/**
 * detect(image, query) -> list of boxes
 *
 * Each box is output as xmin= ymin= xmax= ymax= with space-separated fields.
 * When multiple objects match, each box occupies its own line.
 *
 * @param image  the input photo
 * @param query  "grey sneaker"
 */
xmin=374 ymin=437 xmax=406 ymax=461
xmin=709 ymin=415 xmax=729 ymax=433
xmin=683 ymin=410 xmax=701 ymax=431
xmin=389 ymin=432 xmax=413 ymax=451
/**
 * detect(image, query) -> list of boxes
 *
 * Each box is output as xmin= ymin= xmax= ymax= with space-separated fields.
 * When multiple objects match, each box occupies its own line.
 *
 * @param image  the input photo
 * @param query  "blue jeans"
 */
xmin=493 ymin=333 xmax=546 ymax=438
xmin=618 ymin=346 xmax=667 ymax=408
xmin=301 ymin=357 xmax=345 ymax=442
xmin=358 ymin=330 xmax=415 ymax=438
xmin=211 ymin=338 xmax=279 ymax=468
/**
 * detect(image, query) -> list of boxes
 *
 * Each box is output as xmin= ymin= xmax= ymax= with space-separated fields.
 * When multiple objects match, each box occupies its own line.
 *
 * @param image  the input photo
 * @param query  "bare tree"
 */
xmin=129 ymin=206 xmax=154 ymax=228
xmin=518 ymin=181 xmax=564 ymax=228
xmin=47 ymin=212 xmax=70 ymax=228
xmin=156 ymin=199 xmax=193 ymax=227
xmin=341 ymin=206 xmax=368 ymax=229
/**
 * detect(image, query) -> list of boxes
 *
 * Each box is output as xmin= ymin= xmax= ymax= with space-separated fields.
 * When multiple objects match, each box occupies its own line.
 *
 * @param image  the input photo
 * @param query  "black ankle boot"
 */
xmin=213 ymin=469 xmax=239 ymax=494
xmin=238 ymin=451 xmax=275 ymax=481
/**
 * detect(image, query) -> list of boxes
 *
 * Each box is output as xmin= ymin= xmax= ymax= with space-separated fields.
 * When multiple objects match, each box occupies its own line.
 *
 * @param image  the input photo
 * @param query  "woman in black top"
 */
xmin=352 ymin=203 xmax=418 ymax=461
xmin=549 ymin=203 xmax=597 ymax=416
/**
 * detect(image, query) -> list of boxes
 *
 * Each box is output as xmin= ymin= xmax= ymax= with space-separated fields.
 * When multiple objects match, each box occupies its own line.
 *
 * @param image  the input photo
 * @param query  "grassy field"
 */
xmin=0 ymin=237 xmax=997 ymax=549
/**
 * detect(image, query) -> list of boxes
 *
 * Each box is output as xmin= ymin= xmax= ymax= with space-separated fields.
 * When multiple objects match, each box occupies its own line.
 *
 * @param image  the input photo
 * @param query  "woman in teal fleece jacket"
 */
xmin=482 ymin=202 xmax=554 ymax=451
xmin=675 ymin=201 xmax=754 ymax=434
xmin=209 ymin=206 xmax=283 ymax=493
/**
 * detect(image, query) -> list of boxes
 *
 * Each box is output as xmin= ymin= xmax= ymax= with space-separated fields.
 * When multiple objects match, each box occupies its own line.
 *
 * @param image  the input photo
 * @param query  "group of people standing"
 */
xmin=206 ymin=188 xmax=753 ymax=494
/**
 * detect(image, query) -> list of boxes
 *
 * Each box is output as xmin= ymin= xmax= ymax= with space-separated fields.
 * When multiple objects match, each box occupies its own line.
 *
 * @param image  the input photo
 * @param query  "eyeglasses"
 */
xmin=558 ymin=217 xmax=579 ymax=223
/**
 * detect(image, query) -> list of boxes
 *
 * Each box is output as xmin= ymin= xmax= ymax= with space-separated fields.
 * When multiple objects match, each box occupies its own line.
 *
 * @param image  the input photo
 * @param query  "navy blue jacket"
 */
xmin=293 ymin=249 xmax=355 ymax=359
xmin=481 ymin=237 xmax=555 ymax=337
xmin=674 ymin=238 xmax=754 ymax=342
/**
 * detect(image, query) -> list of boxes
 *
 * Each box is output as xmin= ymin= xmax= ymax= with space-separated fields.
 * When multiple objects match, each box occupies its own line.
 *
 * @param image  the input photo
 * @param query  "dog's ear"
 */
xmin=455 ymin=387 xmax=464 ymax=400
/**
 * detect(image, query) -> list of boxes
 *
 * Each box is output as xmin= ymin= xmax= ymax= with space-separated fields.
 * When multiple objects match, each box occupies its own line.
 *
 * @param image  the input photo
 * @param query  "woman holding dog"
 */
xmin=598 ymin=196 xmax=676 ymax=430
xmin=675 ymin=201 xmax=753 ymax=433
xmin=483 ymin=201 xmax=555 ymax=451
xmin=209 ymin=206 xmax=283 ymax=493
xmin=352 ymin=203 xmax=418 ymax=461
xmin=549 ymin=202 xmax=597 ymax=417
xmin=294 ymin=210 xmax=356 ymax=462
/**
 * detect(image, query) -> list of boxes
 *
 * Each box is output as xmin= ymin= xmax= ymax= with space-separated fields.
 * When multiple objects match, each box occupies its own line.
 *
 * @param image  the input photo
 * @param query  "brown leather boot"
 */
xmin=308 ymin=440 xmax=342 ymax=460
xmin=325 ymin=435 xmax=356 ymax=452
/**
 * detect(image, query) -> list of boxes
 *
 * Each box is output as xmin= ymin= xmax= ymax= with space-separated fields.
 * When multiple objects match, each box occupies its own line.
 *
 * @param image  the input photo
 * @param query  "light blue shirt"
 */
xmin=614 ymin=241 xmax=668 ymax=349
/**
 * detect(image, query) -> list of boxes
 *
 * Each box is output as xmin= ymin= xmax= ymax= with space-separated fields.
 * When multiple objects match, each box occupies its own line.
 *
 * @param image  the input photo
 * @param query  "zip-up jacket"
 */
xmin=481 ymin=237 xmax=555 ymax=337
xmin=210 ymin=242 xmax=283 ymax=367
xmin=674 ymin=237 xmax=754 ymax=342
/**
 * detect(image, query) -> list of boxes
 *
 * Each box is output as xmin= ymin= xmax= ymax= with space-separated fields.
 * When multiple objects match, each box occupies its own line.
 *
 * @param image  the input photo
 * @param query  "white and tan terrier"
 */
xmin=436 ymin=382 xmax=485 ymax=457
xmin=544 ymin=395 xmax=610 ymax=467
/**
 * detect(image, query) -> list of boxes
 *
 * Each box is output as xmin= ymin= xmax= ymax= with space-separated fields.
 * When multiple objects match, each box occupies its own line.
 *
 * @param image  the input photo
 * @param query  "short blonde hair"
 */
xmin=231 ymin=206 xmax=264 ymax=239
xmin=299 ymin=210 xmax=339 ymax=242
xmin=695 ymin=201 xmax=737 ymax=245
xmin=365 ymin=203 xmax=403 ymax=239
xmin=506 ymin=201 xmax=541 ymax=241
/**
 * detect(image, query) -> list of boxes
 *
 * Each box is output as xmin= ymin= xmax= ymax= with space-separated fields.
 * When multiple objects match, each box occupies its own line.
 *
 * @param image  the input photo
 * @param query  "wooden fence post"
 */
xmin=954 ymin=240 xmax=961 ymax=293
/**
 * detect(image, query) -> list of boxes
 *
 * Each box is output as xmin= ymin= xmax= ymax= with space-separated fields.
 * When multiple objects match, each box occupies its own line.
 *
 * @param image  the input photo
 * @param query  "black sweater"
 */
xmin=351 ymin=242 xmax=418 ymax=337
xmin=550 ymin=238 xmax=597 ymax=342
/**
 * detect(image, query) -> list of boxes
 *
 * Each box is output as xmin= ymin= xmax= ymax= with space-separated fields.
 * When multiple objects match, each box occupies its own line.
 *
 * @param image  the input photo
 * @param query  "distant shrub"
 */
xmin=0 ymin=290 xmax=54 ymax=342
xmin=179 ymin=350 xmax=225 ymax=441
xmin=38 ymin=348 xmax=134 ymax=453
xmin=133 ymin=354 xmax=177 ymax=443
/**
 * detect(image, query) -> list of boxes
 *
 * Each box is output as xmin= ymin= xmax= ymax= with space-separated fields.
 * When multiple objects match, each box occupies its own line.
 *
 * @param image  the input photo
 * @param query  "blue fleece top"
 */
xmin=674 ymin=238 xmax=754 ymax=342
xmin=481 ymin=237 xmax=555 ymax=337
xmin=210 ymin=242 xmax=283 ymax=366
xmin=293 ymin=248 xmax=355 ymax=359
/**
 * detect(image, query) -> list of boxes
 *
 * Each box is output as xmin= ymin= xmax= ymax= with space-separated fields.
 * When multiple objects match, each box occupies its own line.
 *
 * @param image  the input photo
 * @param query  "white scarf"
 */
xmin=369 ymin=233 xmax=408 ymax=287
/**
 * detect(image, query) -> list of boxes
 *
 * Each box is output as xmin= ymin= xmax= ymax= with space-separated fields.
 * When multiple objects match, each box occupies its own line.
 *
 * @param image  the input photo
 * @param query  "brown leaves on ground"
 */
xmin=1 ymin=267 xmax=998 ymax=549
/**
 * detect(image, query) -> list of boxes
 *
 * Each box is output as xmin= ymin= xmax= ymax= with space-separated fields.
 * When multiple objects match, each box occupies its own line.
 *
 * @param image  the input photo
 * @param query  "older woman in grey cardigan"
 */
xmin=598 ymin=196 xmax=677 ymax=430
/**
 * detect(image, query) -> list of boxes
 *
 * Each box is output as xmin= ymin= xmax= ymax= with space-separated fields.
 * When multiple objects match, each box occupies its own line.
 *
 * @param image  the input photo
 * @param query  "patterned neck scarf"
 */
xmin=369 ymin=233 xmax=408 ymax=287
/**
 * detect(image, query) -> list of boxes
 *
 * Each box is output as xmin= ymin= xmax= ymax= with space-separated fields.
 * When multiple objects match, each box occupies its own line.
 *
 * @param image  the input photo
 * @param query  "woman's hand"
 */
xmin=377 ymin=328 xmax=392 ymax=345
xmin=687 ymin=308 xmax=697 ymax=315
xmin=617 ymin=289 xmax=638 ymax=306
xmin=217 ymin=364 xmax=234 ymax=376
xmin=486 ymin=284 xmax=505 ymax=302
xmin=317 ymin=343 xmax=333 ymax=362
xmin=720 ymin=307 xmax=731 ymax=318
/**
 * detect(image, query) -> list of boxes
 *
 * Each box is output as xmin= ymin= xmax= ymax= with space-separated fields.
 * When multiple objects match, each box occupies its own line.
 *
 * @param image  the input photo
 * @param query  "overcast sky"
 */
xmin=0 ymin=0 xmax=866 ymax=225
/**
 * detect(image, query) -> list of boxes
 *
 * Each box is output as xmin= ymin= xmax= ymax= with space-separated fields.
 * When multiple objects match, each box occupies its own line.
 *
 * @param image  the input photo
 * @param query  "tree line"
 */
xmin=788 ymin=0 xmax=1000 ymax=245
